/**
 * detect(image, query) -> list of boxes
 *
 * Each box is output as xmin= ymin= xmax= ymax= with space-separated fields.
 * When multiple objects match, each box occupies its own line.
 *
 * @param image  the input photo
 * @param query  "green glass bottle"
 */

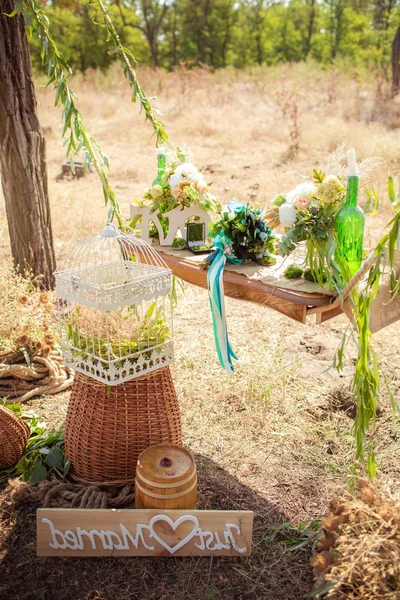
xmin=336 ymin=175 xmax=365 ymax=277
xmin=152 ymin=147 xmax=167 ymax=187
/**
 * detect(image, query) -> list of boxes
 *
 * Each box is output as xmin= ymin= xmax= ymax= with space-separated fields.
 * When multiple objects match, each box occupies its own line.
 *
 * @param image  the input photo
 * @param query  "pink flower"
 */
xmin=172 ymin=189 xmax=181 ymax=199
xmin=293 ymin=196 xmax=311 ymax=210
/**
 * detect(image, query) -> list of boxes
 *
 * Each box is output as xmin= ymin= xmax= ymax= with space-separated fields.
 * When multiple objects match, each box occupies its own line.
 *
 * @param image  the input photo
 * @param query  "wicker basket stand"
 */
xmin=64 ymin=367 xmax=182 ymax=486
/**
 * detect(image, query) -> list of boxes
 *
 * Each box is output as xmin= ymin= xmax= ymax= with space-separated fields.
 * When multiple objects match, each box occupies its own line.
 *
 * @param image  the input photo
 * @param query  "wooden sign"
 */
xmin=37 ymin=509 xmax=253 ymax=557
xmin=130 ymin=204 xmax=211 ymax=246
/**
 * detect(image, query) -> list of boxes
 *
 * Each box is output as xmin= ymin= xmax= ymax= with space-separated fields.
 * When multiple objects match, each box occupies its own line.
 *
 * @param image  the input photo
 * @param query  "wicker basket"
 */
xmin=64 ymin=366 xmax=182 ymax=486
xmin=0 ymin=405 xmax=30 ymax=469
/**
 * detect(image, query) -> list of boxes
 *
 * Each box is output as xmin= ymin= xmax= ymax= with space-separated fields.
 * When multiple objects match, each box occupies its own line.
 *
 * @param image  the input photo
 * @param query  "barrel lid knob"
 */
xmin=136 ymin=443 xmax=195 ymax=483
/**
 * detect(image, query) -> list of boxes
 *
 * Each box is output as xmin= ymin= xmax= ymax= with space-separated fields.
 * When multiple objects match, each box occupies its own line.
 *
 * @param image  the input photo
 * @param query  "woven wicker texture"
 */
xmin=0 ymin=405 xmax=30 ymax=469
xmin=64 ymin=366 xmax=182 ymax=486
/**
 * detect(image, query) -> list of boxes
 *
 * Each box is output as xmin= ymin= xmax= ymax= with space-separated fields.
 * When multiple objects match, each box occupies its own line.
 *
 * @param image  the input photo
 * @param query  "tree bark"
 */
xmin=254 ymin=1 xmax=264 ymax=66
xmin=199 ymin=0 xmax=211 ymax=63
xmin=392 ymin=24 xmax=400 ymax=96
xmin=0 ymin=0 xmax=56 ymax=289
xmin=304 ymin=0 xmax=316 ymax=58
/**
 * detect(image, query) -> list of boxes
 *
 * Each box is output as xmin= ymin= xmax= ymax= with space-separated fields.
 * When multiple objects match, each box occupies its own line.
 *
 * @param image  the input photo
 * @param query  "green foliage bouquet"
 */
xmin=208 ymin=201 xmax=276 ymax=265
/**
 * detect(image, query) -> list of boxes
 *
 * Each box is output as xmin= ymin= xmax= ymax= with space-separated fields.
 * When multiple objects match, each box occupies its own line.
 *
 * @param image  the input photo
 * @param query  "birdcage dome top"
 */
xmin=55 ymin=225 xmax=171 ymax=310
xmin=57 ymin=224 xmax=168 ymax=274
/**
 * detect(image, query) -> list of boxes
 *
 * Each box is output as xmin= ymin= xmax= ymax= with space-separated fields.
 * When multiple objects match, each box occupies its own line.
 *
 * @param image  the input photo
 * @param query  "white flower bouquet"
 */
xmin=140 ymin=146 xmax=221 ymax=215
xmin=264 ymin=146 xmax=381 ymax=287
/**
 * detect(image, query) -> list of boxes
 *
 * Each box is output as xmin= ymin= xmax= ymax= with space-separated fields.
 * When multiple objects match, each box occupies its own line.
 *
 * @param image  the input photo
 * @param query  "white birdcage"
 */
xmin=55 ymin=224 xmax=174 ymax=385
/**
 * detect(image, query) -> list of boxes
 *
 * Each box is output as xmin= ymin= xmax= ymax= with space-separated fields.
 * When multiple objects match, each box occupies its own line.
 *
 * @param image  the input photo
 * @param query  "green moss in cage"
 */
xmin=66 ymin=302 xmax=171 ymax=364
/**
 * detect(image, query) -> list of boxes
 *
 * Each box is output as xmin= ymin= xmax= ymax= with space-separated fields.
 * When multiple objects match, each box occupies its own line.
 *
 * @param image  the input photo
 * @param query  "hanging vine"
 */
xmin=334 ymin=177 xmax=400 ymax=477
xmin=92 ymin=0 xmax=168 ymax=148
xmin=19 ymin=0 xmax=168 ymax=227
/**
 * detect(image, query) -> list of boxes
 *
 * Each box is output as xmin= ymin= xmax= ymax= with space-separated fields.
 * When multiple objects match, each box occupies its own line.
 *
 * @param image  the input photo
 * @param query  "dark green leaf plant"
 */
xmin=0 ymin=403 xmax=69 ymax=485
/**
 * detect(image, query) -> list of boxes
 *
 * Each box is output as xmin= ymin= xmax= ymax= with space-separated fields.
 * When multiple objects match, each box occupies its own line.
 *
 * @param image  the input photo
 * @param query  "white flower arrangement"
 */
xmin=137 ymin=146 xmax=221 ymax=215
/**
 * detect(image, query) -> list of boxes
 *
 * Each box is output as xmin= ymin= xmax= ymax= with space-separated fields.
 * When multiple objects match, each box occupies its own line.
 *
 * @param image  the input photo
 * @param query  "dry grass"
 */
xmin=0 ymin=265 xmax=57 ymax=359
xmin=311 ymin=479 xmax=400 ymax=599
xmin=0 ymin=64 xmax=400 ymax=600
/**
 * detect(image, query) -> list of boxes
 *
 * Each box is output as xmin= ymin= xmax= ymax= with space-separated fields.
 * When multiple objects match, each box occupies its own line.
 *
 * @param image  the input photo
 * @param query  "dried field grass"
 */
xmin=312 ymin=479 xmax=400 ymax=599
xmin=0 ymin=265 xmax=57 ymax=359
xmin=0 ymin=64 xmax=400 ymax=600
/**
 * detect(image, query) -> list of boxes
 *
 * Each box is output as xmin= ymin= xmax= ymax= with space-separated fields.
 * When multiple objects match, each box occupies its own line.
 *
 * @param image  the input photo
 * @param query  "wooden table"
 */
xmin=156 ymin=249 xmax=342 ymax=325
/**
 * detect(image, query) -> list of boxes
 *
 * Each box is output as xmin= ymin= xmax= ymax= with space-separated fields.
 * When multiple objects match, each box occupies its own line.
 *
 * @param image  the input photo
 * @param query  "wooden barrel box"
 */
xmin=135 ymin=444 xmax=197 ymax=510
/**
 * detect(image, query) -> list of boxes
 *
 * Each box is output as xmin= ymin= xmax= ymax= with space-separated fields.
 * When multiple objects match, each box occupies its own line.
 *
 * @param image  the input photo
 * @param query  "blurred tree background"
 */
xmin=29 ymin=1 xmax=400 ymax=88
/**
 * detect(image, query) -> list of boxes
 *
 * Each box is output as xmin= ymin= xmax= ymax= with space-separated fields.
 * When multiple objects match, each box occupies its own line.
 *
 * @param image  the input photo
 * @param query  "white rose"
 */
xmin=169 ymin=162 xmax=200 ymax=189
xmin=286 ymin=181 xmax=316 ymax=205
xmin=168 ymin=172 xmax=182 ymax=190
xmin=179 ymin=162 xmax=198 ymax=176
xmin=186 ymin=171 xmax=203 ymax=185
xmin=279 ymin=202 xmax=297 ymax=228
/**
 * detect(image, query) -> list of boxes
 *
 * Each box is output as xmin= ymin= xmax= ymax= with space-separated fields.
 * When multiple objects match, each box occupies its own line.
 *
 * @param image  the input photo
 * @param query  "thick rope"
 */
xmin=0 ymin=351 xmax=73 ymax=402
xmin=9 ymin=476 xmax=136 ymax=509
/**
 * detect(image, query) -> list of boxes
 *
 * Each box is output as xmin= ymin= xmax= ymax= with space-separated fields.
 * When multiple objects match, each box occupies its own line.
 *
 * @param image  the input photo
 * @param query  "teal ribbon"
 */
xmin=206 ymin=234 xmax=242 ymax=372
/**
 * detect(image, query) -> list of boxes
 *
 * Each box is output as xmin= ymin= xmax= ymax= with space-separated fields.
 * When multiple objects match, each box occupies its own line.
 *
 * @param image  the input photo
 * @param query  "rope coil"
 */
xmin=0 ymin=351 xmax=73 ymax=402
xmin=10 ymin=476 xmax=136 ymax=509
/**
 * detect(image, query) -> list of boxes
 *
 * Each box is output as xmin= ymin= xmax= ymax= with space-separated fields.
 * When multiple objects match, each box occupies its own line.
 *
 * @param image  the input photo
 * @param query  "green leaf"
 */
xmin=20 ymin=347 xmax=31 ymax=367
xmin=304 ymin=582 xmax=335 ymax=598
xmin=388 ymin=175 xmax=395 ymax=204
xmin=388 ymin=218 xmax=399 ymax=266
xmin=63 ymin=459 xmax=71 ymax=477
xmin=364 ymin=187 xmax=379 ymax=216
xmin=366 ymin=451 xmax=377 ymax=478
xmin=2 ymin=402 xmax=21 ymax=415
xmin=312 ymin=169 xmax=325 ymax=184
xmin=30 ymin=461 xmax=48 ymax=485
xmin=145 ymin=302 xmax=156 ymax=320
xmin=45 ymin=446 xmax=65 ymax=471
xmin=16 ymin=456 xmax=29 ymax=476
xmin=265 ymin=521 xmax=293 ymax=543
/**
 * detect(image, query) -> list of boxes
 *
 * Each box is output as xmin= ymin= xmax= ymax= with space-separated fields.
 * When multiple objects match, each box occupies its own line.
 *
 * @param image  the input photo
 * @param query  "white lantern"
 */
xmin=55 ymin=224 xmax=174 ymax=385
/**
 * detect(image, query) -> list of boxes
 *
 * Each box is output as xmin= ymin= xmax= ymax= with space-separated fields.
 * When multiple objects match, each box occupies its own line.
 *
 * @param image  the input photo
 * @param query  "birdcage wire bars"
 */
xmin=55 ymin=225 xmax=174 ymax=385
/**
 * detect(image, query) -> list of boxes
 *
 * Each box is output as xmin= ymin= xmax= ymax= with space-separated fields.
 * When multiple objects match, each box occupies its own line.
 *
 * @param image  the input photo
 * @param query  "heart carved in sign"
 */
xmin=148 ymin=514 xmax=200 ymax=555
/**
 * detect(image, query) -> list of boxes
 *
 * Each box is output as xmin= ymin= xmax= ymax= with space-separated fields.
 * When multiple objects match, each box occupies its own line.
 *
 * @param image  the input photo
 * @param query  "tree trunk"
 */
xmin=0 ymin=0 xmax=56 ymax=289
xmin=328 ymin=0 xmax=344 ymax=61
xmin=255 ymin=1 xmax=264 ymax=66
xmin=199 ymin=0 xmax=210 ymax=63
xmin=170 ymin=0 xmax=178 ymax=68
xmin=149 ymin=33 xmax=159 ymax=68
xmin=392 ymin=24 xmax=400 ymax=96
xmin=304 ymin=0 xmax=316 ymax=58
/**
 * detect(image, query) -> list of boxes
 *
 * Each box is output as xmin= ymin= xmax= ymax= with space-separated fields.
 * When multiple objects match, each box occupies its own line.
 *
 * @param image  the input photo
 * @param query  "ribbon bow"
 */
xmin=206 ymin=233 xmax=242 ymax=373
